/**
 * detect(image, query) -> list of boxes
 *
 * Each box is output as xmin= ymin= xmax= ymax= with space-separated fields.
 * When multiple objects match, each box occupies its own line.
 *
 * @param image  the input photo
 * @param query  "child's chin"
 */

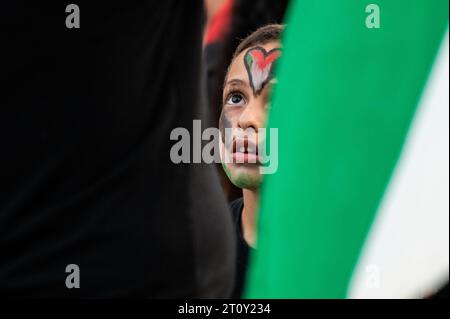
xmin=231 ymin=170 xmax=262 ymax=189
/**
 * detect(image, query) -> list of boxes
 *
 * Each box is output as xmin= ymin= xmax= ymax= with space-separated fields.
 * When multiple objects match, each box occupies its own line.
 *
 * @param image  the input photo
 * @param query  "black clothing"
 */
xmin=229 ymin=197 xmax=253 ymax=298
xmin=0 ymin=2 xmax=234 ymax=298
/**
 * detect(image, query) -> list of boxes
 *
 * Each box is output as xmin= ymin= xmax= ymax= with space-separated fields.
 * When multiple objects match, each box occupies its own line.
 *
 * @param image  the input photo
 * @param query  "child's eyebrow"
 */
xmin=223 ymin=78 xmax=248 ymax=97
xmin=225 ymin=78 xmax=247 ymax=87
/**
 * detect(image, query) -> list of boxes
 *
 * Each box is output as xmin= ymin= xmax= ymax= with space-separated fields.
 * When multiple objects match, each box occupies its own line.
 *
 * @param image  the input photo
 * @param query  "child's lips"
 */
xmin=232 ymin=152 xmax=259 ymax=164
xmin=231 ymin=138 xmax=259 ymax=163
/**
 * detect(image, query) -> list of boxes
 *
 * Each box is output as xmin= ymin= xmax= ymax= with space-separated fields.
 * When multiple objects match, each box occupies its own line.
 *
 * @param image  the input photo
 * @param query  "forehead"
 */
xmin=227 ymin=41 xmax=281 ymax=81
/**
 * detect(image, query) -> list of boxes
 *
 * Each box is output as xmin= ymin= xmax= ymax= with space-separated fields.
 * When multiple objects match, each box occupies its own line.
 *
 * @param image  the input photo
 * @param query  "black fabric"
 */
xmin=0 ymin=1 xmax=234 ymax=298
xmin=431 ymin=283 xmax=448 ymax=299
xmin=229 ymin=197 xmax=253 ymax=299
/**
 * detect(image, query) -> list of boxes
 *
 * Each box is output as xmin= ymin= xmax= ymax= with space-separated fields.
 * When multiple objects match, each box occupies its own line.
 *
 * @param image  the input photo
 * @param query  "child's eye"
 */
xmin=226 ymin=93 xmax=245 ymax=107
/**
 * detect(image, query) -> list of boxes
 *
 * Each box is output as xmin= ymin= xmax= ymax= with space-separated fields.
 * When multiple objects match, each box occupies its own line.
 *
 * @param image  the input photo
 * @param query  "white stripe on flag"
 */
xmin=349 ymin=32 xmax=449 ymax=299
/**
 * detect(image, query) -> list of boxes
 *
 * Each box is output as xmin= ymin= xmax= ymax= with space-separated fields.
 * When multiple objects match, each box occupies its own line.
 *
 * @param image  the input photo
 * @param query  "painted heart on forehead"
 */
xmin=244 ymin=46 xmax=282 ymax=96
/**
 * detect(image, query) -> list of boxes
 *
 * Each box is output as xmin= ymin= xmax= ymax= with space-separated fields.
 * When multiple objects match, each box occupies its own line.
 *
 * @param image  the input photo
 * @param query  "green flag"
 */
xmin=246 ymin=0 xmax=449 ymax=298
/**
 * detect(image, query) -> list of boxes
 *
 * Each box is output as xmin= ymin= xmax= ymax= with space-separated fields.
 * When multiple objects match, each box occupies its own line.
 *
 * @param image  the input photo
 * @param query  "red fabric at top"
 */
xmin=203 ymin=0 xmax=233 ymax=46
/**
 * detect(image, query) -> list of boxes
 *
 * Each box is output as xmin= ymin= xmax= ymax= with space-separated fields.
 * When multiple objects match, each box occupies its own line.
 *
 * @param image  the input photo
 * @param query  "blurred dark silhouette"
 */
xmin=1 ymin=2 xmax=234 ymax=298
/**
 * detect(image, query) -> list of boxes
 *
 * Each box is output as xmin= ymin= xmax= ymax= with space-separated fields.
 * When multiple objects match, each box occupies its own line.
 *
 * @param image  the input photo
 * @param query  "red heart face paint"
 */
xmin=244 ymin=46 xmax=282 ymax=96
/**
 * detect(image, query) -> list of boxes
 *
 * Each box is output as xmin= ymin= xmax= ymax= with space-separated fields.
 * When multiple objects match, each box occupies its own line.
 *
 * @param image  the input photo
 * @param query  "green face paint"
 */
xmin=222 ymin=160 xmax=262 ymax=189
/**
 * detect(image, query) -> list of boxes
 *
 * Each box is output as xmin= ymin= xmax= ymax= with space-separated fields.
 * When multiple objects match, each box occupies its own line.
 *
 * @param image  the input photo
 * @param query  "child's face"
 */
xmin=219 ymin=41 xmax=281 ymax=189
